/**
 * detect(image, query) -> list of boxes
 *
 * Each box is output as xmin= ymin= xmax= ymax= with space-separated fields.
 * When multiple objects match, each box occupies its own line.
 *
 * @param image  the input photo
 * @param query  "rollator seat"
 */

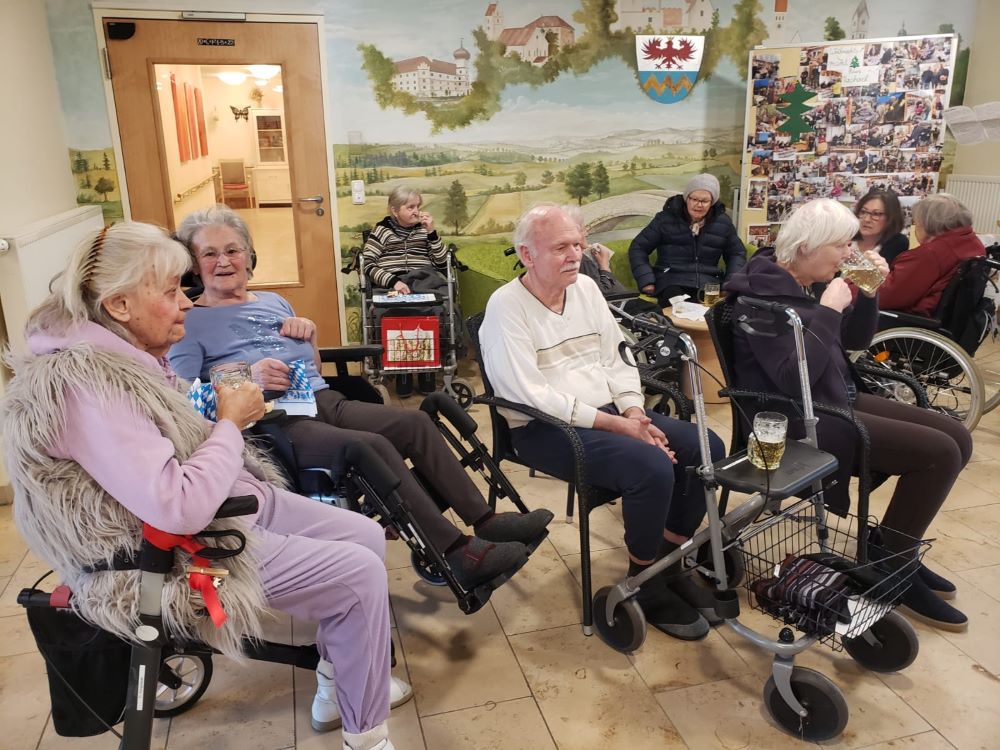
xmin=711 ymin=439 xmax=839 ymax=500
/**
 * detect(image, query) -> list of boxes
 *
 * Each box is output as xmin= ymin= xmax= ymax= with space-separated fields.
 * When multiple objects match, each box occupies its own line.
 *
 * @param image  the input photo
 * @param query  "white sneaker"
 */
xmin=312 ymin=660 xmax=414 ymax=733
xmin=343 ymin=721 xmax=395 ymax=750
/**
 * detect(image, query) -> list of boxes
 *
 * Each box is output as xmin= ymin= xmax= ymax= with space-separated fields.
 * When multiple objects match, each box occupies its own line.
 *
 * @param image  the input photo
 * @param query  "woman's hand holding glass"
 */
xmin=819 ymin=277 xmax=853 ymax=313
xmin=251 ymin=357 xmax=292 ymax=392
xmin=215 ymin=377 xmax=266 ymax=430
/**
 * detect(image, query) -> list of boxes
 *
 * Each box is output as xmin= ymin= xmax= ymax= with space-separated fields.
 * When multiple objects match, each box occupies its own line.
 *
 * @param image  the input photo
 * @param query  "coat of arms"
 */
xmin=635 ymin=35 xmax=705 ymax=104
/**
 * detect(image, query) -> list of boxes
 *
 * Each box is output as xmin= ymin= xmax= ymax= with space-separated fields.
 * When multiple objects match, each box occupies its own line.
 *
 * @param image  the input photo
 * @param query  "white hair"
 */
xmin=774 ymin=199 xmax=860 ymax=264
xmin=512 ymin=203 xmax=570 ymax=259
xmin=176 ymin=204 xmax=255 ymax=280
xmin=26 ymin=222 xmax=190 ymax=340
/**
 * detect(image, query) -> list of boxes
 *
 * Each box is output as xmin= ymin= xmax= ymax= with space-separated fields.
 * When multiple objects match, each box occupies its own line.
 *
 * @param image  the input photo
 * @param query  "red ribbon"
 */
xmin=143 ymin=524 xmax=227 ymax=628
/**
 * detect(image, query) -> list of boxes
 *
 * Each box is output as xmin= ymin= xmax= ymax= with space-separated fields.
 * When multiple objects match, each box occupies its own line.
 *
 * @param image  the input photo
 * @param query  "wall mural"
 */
xmin=44 ymin=0 xmax=976 ymax=324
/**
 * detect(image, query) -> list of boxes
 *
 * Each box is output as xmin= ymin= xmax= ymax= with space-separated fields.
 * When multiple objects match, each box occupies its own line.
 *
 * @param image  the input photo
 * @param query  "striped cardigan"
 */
xmin=362 ymin=217 xmax=447 ymax=288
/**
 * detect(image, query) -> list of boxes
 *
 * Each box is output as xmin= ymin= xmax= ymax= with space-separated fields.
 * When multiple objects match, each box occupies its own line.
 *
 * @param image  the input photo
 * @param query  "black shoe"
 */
xmin=395 ymin=374 xmax=413 ymax=398
xmin=417 ymin=372 xmax=436 ymax=395
xmin=474 ymin=509 xmax=554 ymax=550
xmin=917 ymin=563 xmax=957 ymax=600
xmin=898 ymin=576 xmax=968 ymax=631
xmin=636 ymin=580 xmax=710 ymax=641
xmin=444 ymin=536 xmax=528 ymax=590
xmin=658 ymin=541 xmax=724 ymax=625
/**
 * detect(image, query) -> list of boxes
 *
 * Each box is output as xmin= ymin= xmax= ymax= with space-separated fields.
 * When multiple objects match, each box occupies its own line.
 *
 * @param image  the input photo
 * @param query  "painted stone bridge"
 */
xmin=580 ymin=189 xmax=676 ymax=237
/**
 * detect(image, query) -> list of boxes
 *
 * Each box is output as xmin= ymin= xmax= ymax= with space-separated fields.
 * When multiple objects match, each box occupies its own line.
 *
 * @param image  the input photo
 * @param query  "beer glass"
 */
xmin=839 ymin=244 xmax=885 ymax=295
xmin=700 ymin=282 xmax=721 ymax=306
xmin=747 ymin=411 xmax=788 ymax=470
xmin=209 ymin=361 xmax=253 ymax=391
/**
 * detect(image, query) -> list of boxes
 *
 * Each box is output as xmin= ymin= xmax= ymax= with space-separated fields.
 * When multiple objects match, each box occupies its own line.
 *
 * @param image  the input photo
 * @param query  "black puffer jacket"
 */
xmin=628 ymin=195 xmax=746 ymax=294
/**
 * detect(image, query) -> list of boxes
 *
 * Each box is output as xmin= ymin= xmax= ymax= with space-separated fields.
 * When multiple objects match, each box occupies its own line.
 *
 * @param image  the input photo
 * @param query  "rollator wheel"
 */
xmin=373 ymin=383 xmax=391 ymax=405
xmin=694 ymin=544 xmax=745 ymax=588
xmin=843 ymin=610 xmax=919 ymax=673
xmin=448 ymin=378 xmax=475 ymax=410
xmin=411 ymin=549 xmax=448 ymax=587
xmin=592 ymin=586 xmax=647 ymax=653
xmin=763 ymin=667 xmax=848 ymax=741
xmin=155 ymin=651 xmax=213 ymax=717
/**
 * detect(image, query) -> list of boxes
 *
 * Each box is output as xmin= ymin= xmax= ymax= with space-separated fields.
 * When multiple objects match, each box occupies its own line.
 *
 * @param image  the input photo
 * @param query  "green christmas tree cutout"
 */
xmin=850 ymin=56 xmax=860 ymax=68
xmin=777 ymin=82 xmax=816 ymax=143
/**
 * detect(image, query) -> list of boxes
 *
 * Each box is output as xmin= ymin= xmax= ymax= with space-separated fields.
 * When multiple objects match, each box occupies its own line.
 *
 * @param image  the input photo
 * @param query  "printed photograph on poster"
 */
xmin=747 ymin=179 xmax=767 ymax=208
xmin=919 ymin=63 xmax=950 ymax=90
xmin=848 ymin=96 xmax=878 ymax=126
xmin=876 ymin=92 xmax=907 ymax=124
xmin=752 ymin=53 xmax=780 ymax=83
xmin=767 ymin=191 xmax=794 ymax=222
xmin=750 ymin=148 xmax=773 ymax=176
xmin=747 ymin=223 xmax=781 ymax=250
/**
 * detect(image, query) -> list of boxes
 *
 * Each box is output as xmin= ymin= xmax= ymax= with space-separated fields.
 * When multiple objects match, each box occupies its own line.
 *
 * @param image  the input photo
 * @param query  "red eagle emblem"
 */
xmin=641 ymin=37 xmax=697 ymax=69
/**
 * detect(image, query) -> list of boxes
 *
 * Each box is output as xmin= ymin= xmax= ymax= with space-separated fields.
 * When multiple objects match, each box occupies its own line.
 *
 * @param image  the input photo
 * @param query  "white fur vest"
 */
xmin=2 ymin=341 xmax=283 ymax=658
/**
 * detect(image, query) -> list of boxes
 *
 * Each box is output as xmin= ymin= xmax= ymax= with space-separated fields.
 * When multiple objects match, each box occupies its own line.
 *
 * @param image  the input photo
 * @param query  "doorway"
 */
xmin=101 ymin=16 xmax=342 ymax=344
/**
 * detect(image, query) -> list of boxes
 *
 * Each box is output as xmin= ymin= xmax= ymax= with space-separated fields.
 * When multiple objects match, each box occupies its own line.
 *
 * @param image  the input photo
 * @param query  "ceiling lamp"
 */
xmin=255 ymin=79 xmax=268 ymax=86
xmin=217 ymin=71 xmax=247 ymax=85
xmin=273 ymin=85 xmax=284 ymax=93
xmin=248 ymin=64 xmax=280 ymax=80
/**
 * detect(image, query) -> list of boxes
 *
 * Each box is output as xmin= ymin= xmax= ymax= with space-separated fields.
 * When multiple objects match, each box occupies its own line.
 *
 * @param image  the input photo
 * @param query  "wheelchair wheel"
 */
xmin=973 ymin=334 xmax=1000 ymax=414
xmin=843 ymin=611 xmax=918 ymax=673
xmin=861 ymin=327 xmax=984 ymax=430
xmin=411 ymin=549 xmax=448 ymax=587
xmin=763 ymin=667 xmax=848 ymax=741
xmin=373 ymin=383 xmax=391 ymax=405
xmin=694 ymin=543 xmax=745 ymax=588
xmin=447 ymin=378 xmax=475 ymax=410
xmin=592 ymin=586 xmax=647 ymax=653
xmin=155 ymin=651 xmax=213 ymax=717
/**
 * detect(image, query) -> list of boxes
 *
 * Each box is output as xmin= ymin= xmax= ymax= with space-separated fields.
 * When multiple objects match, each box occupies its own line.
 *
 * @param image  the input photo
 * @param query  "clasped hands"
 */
xmin=616 ymin=407 xmax=677 ymax=463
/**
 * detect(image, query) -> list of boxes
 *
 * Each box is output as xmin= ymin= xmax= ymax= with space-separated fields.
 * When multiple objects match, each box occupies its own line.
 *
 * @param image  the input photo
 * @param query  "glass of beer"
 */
xmin=700 ymin=282 xmax=721 ymax=306
xmin=747 ymin=411 xmax=788 ymax=470
xmin=839 ymin=245 xmax=885 ymax=294
xmin=209 ymin=361 xmax=253 ymax=391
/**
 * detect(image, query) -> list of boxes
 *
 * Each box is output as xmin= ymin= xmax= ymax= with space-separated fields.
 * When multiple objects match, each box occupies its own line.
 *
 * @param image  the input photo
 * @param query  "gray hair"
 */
xmin=387 ymin=185 xmax=422 ymax=213
xmin=25 ymin=222 xmax=190 ymax=340
xmin=175 ymin=204 xmax=255 ymax=279
xmin=775 ymin=199 xmax=860 ymax=264
xmin=512 ymin=203 xmax=572 ymax=260
xmin=912 ymin=193 xmax=973 ymax=237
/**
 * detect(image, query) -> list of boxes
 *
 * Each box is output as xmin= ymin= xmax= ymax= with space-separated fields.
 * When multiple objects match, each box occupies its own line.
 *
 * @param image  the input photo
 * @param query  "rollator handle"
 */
xmin=214 ymin=494 xmax=259 ymax=518
xmin=738 ymin=296 xmax=791 ymax=314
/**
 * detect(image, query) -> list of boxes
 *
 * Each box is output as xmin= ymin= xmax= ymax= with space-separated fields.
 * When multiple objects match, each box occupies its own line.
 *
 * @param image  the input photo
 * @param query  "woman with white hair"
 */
xmin=725 ymin=199 xmax=972 ymax=631
xmin=629 ymin=173 xmax=746 ymax=306
xmin=1 ymin=222 xmax=408 ymax=750
xmin=879 ymin=192 xmax=985 ymax=315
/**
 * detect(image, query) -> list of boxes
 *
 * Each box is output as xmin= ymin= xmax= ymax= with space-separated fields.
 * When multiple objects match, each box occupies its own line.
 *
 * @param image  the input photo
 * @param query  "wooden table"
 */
xmin=664 ymin=306 xmax=729 ymax=405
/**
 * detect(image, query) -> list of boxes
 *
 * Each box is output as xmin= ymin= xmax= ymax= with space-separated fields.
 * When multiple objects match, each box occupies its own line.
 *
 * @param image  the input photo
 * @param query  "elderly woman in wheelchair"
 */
xmin=724 ymin=198 xmax=972 ymax=631
xmin=168 ymin=205 xmax=552 ymax=596
xmin=2 ymin=222 xmax=411 ymax=750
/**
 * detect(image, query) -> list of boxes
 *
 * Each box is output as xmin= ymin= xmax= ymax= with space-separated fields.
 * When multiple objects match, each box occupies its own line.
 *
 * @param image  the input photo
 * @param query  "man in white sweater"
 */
xmin=480 ymin=204 xmax=725 ymax=641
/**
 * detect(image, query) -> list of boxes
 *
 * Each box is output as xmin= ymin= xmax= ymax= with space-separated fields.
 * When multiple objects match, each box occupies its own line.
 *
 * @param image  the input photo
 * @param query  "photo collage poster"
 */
xmin=738 ymin=35 xmax=956 ymax=251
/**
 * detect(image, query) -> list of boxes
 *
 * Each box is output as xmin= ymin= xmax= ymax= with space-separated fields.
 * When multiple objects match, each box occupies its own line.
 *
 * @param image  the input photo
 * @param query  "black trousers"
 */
xmin=284 ymin=389 xmax=488 ymax=548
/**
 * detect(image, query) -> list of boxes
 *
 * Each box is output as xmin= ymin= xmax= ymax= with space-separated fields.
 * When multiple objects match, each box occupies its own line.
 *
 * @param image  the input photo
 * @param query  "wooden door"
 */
xmin=103 ymin=18 xmax=341 ymax=344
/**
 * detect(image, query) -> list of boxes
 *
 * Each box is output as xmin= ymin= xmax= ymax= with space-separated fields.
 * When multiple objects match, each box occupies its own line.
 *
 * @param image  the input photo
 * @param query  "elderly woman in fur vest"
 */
xmin=0 ymin=223 xmax=407 ymax=750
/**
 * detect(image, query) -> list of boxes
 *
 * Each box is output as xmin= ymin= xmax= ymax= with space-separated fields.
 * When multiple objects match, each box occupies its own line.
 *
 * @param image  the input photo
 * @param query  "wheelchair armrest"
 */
xmin=603 ymin=291 xmax=638 ymax=303
xmin=215 ymin=494 xmax=260 ymax=519
xmin=319 ymin=345 xmax=384 ymax=363
xmin=420 ymin=391 xmax=477 ymax=439
xmin=852 ymin=361 xmax=931 ymax=408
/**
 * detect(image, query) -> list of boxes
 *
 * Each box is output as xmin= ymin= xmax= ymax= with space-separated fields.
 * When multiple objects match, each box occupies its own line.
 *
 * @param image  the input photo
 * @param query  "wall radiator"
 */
xmin=0 ymin=205 xmax=105 ymax=355
xmin=945 ymin=174 xmax=1000 ymax=234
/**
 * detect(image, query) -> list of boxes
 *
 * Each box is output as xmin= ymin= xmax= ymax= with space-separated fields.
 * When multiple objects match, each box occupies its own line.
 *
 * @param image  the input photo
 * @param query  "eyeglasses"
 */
xmin=196 ymin=245 xmax=247 ymax=262
xmin=687 ymin=197 xmax=712 ymax=206
xmin=858 ymin=209 xmax=886 ymax=220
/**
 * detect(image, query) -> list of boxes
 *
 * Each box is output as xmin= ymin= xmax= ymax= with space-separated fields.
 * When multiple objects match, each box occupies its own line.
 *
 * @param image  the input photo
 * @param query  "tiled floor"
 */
xmin=4 ymin=369 xmax=1000 ymax=749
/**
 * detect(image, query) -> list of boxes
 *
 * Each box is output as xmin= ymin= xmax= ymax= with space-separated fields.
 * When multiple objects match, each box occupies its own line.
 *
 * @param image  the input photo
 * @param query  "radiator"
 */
xmin=0 ymin=205 xmax=105 ymax=355
xmin=945 ymin=174 xmax=1000 ymax=234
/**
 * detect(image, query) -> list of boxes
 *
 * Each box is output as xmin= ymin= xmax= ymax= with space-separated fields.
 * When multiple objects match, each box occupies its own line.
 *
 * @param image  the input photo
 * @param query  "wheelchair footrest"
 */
xmin=712 ymin=440 xmax=838 ymax=500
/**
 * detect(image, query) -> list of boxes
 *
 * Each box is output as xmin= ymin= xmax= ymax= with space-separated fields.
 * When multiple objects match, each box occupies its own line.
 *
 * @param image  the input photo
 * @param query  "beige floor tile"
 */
xmin=631 ymin=626 xmax=751 ymax=693
xmin=37 ymin=716 xmax=169 ymax=750
xmin=879 ymin=629 xmax=1000 ymax=750
xmin=916 ymin=511 xmax=1000 ymax=572
xmin=294 ymin=630 xmax=424 ymax=750
xmin=936 ymin=569 xmax=1000 ymax=676
xmin=657 ymin=673 xmax=818 ymax=750
xmin=489 ymin=540 xmax=582 ymax=636
xmin=945 ymin=503 xmax=1000 ymax=545
xmin=1 ymin=651 xmax=54 ymax=750
xmin=419 ymin=696 xmax=556 ymax=750
xmin=0 ymin=613 xmax=35 ymax=658
xmin=958 ymin=563 xmax=1000 ymax=603
xmin=388 ymin=569 xmax=530 ymax=716
xmin=530 ymin=498 xmax=626 ymax=557
xmin=941 ymin=478 xmax=1000 ymax=511
xmin=953 ymin=459 xmax=1000 ymax=499
xmin=855 ymin=731 xmax=956 ymax=749
xmin=510 ymin=625 xmax=686 ymax=750
xmin=0 ymin=551 xmax=52 ymax=619
xmin=0 ymin=505 xmax=28 ymax=577
xmin=164 ymin=656 xmax=295 ymax=749
xmin=386 ymin=536 xmax=418 ymax=572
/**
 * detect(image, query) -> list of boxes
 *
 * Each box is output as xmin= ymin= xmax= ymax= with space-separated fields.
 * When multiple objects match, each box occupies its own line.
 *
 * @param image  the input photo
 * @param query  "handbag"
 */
xmin=381 ymin=316 xmax=440 ymax=369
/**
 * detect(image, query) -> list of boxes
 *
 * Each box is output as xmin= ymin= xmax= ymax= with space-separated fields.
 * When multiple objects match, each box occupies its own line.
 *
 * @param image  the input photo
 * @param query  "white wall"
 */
xmin=0 ymin=0 xmax=80 ymax=500
xmin=952 ymin=0 xmax=1000 ymax=176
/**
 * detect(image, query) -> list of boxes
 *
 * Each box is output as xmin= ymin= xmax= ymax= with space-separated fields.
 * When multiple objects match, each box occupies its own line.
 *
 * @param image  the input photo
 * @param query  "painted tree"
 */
xmin=443 ymin=180 xmax=468 ymax=234
xmin=824 ymin=17 xmax=846 ymax=41
xmin=540 ymin=169 xmax=554 ymax=185
xmin=777 ymin=82 xmax=815 ymax=144
xmin=514 ymin=171 xmax=527 ymax=189
xmin=102 ymin=152 xmax=112 ymax=170
xmin=72 ymin=152 xmax=89 ymax=174
xmin=94 ymin=176 xmax=115 ymax=202
xmin=592 ymin=162 xmax=610 ymax=198
xmin=724 ymin=0 xmax=768 ymax=75
xmin=565 ymin=163 xmax=592 ymax=205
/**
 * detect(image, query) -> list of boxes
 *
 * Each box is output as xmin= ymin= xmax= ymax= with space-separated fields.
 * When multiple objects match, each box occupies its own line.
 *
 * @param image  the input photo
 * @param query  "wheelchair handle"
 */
xmin=737 ymin=296 xmax=790 ymax=314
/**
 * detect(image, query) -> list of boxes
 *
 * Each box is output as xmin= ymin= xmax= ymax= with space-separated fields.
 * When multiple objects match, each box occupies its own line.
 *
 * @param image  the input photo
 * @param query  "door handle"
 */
xmin=295 ymin=195 xmax=324 ymax=204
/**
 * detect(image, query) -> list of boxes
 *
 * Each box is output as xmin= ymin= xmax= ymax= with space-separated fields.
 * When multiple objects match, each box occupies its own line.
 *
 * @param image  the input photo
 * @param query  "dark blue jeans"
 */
xmin=511 ymin=406 xmax=725 ymax=561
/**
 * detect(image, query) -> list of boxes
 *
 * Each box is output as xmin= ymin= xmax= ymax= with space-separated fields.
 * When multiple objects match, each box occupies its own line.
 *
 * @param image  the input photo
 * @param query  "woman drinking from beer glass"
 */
xmin=724 ymin=199 xmax=972 ymax=631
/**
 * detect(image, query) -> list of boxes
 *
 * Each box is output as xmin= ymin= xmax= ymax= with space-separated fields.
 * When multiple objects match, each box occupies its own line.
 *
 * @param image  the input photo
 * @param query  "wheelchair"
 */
xmin=849 ymin=250 xmax=1000 ymax=430
xmin=341 ymin=232 xmax=474 ymax=409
